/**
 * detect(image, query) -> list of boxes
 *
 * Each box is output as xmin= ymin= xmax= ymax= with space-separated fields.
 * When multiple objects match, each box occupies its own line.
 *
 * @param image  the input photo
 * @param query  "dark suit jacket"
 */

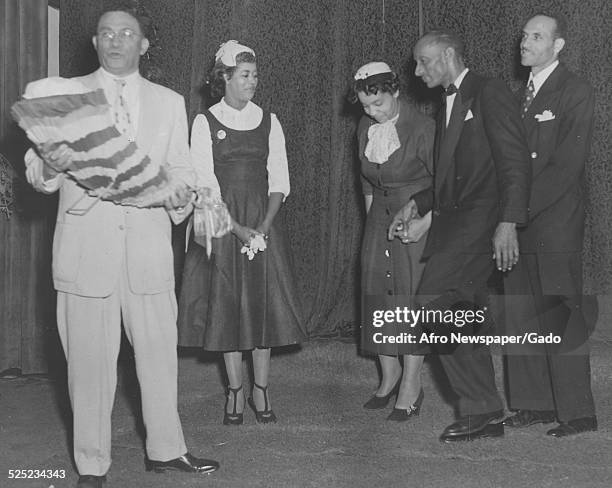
xmin=518 ymin=63 xmax=594 ymax=255
xmin=413 ymin=71 xmax=530 ymax=267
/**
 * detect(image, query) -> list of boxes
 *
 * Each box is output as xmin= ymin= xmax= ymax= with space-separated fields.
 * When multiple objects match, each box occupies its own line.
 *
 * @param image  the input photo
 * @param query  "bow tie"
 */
xmin=444 ymin=84 xmax=458 ymax=96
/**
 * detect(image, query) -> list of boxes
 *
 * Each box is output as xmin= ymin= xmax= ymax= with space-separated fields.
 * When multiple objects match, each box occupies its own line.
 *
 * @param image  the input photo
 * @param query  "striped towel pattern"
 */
xmin=11 ymin=89 xmax=172 ymax=208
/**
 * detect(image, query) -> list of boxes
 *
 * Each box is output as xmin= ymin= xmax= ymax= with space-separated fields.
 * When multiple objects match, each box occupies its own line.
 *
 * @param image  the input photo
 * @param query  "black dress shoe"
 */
xmin=363 ymin=381 xmax=400 ymax=409
xmin=503 ymin=409 xmax=556 ymax=427
xmin=441 ymin=422 xmax=504 ymax=443
xmin=439 ymin=410 xmax=505 ymax=442
xmin=386 ymin=389 xmax=424 ymax=422
xmin=146 ymin=452 xmax=220 ymax=474
xmin=546 ymin=417 xmax=597 ymax=437
xmin=77 ymin=474 xmax=106 ymax=488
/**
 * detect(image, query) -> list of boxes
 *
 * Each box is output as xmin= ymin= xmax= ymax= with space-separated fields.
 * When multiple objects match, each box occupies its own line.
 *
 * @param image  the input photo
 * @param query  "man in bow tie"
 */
xmin=389 ymin=29 xmax=531 ymax=442
xmin=24 ymin=7 xmax=219 ymax=487
xmin=502 ymin=12 xmax=597 ymax=437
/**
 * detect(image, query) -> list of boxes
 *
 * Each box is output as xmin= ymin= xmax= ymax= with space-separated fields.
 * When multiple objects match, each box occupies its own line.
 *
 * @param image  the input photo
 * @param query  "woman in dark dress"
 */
xmin=351 ymin=62 xmax=434 ymax=420
xmin=178 ymin=41 xmax=304 ymax=425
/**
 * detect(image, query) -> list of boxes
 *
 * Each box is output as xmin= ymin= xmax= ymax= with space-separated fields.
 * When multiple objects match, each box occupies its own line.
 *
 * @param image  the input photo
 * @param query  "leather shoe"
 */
xmin=77 ymin=475 xmax=106 ymax=488
xmin=546 ymin=417 xmax=597 ymax=437
xmin=439 ymin=410 xmax=505 ymax=442
xmin=146 ymin=452 xmax=220 ymax=474
xmin=441 ymin=422 xmax=504 ymax=442
xmin=503 ymin=409 xmax=555 ymax=428
xmin=363 ymin=381 xmax=400 ymax=409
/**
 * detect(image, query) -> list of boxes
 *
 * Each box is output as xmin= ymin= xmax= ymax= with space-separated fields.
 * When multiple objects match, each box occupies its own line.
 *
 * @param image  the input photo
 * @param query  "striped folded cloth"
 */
xmin=11 ymin=76 xmax=172 ymax=208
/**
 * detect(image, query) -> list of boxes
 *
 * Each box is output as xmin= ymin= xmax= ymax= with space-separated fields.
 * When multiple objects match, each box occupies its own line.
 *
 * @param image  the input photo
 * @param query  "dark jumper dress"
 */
xmin=178 ymin=110 xmax=304 ymax=351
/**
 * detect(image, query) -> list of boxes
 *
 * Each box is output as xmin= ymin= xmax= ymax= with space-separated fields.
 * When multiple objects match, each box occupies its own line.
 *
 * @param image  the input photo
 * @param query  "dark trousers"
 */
xmin=503 ymin=253 xmax=595 ymax=421
xmin=418 ymin=252 xmax=503 ymax=417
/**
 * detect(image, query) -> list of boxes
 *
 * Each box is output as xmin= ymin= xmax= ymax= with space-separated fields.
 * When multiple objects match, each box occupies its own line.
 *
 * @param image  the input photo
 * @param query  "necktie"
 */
xmin=521 ymin=79 xmax=535 ymax=118
xmin=443 ymin=84 xmax=458 ymax=128
xmin=444 ymin=83 xmax=458 ymax=97
xmin=113 ymin=79 xmax=133 ymax=140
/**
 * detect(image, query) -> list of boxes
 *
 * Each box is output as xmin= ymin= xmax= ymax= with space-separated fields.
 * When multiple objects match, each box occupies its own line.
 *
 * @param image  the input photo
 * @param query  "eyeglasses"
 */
xmin=97 ymin=29 xmax=140 ymax=42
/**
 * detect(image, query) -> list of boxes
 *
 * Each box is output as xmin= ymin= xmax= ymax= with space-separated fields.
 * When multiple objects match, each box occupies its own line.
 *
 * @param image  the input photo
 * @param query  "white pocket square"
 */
xmin=534 ymin=110 xmax=556 ymax=122
xmin=464 ymin=109 xmax=474 ymax=121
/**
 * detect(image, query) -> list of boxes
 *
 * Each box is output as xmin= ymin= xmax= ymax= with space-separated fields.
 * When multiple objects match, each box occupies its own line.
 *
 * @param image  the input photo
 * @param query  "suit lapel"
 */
xmin=522 ymin=64 xmax=566 ymax=128
xmin=435 ymin=76 xmax=475 ymax=194
xmin=136 ymin=78 xmax=155 ymax=151
xmin=522 ymin=64 xmax=567 ymax=175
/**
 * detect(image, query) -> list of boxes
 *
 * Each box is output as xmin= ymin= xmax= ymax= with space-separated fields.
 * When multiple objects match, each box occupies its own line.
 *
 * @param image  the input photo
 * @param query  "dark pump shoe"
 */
xmin=387 ymin=389 xmax=424 ymax=422
xmin=363 ymin=381 xmax=399 ymax=409
xmin=146 ymin=452 xmax=220 ymax=474
xmin=546 ymin=417 xmax=597 ymax=437
xmin=503 ymin=409 xmax=556 ymax=428
xmin=440 ymin=410 xmax=505 ymax=442
xmin=76 ymin=474 xmax=106 ymax=487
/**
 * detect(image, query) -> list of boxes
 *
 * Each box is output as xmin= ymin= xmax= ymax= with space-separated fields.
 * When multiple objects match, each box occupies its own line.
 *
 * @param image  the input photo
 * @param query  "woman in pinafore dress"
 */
xmin=350 ymin=62 xmax=434 ymax=421
xmin=178 ymin=41 xmax=304 ymax=425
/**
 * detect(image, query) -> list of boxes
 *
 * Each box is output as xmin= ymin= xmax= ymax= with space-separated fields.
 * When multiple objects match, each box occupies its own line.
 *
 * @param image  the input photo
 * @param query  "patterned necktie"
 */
xmin=113 ymin=79 xmax=133 ymax=140
xmin=521 ymin=79 xmax=535 ymax=118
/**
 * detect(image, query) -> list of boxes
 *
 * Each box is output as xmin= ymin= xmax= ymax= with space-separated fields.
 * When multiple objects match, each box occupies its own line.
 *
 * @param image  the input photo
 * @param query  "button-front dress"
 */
xmin=359 ymin=100 xmax=434 ymax=356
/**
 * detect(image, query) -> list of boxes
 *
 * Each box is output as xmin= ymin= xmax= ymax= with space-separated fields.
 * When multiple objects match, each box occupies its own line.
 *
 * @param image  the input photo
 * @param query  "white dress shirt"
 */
xmin=97 ymin=67 xmax=141 ymax=136
xmin=446 ymin=68 xmax=469 ymax=127
xmin=190 ymin=98 xmax=290 ymax=199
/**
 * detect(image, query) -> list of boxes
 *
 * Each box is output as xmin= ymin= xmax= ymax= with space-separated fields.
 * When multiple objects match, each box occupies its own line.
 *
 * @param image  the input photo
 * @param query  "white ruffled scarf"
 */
xmin=364 ymin=113 xmax=400 ymax=164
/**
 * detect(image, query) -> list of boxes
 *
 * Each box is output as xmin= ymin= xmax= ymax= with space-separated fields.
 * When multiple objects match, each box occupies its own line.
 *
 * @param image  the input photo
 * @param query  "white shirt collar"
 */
xmin=529 ymin=60 xmax=559 ymax=95
xmin=98 ymin=67 xmax=141 ymax=87
xmin=453 ymin=68 xmax=469 ymax=89
xmin=445 ymin=68 xmax=469 ymax=127
xmin=220 ymin=97 xmax=255 ymax=114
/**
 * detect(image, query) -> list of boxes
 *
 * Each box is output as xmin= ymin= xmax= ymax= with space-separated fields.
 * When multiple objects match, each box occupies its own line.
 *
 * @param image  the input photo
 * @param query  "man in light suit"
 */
xmin=502 ymin=13 xmax=597 ymax=437
xmin=25 ymin=8 xmax=219 ymax=488
xmin=391 ymin=29 xmax=531 ymax=442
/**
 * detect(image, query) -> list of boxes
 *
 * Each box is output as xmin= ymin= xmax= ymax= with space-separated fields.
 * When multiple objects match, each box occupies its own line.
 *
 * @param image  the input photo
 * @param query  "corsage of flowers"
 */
xmin=241 ymin=234 xmax=267 ymax=260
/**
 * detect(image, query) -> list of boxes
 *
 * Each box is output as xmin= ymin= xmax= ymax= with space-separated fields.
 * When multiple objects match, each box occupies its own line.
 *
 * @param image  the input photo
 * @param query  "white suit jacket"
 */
xmin=25 ymin=69 xmax=194 ymax=297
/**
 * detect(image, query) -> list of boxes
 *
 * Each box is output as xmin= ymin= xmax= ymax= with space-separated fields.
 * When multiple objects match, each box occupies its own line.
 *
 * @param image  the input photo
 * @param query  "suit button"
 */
xmin=386 ymin=271 xmax=392 ymax=278
xmin=119 ymin=225 xmax=124 ymax=230
xmin=385 ymin=249 xmax=390 ymax=257
xmin=531 ymin=152 xmax=537 ymax=159
xmin=433 ymin=210 xmax=440 ymax=216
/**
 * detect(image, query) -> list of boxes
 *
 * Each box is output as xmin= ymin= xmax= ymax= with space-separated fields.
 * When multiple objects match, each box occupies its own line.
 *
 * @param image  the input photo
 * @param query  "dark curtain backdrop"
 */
xmin=58 ymin=0 xmax=611 ymax=337
xmin=0 ymin=0 xmax=57 ymax=374
xmin=188 ymin=0 xmax=422 ymax=335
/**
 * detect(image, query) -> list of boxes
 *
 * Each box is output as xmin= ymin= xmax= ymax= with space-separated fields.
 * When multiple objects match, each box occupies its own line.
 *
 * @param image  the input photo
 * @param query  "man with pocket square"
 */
xmin=502 ymin=12 xmax=597 ymax=437
xmin=389 ymin=29 xmax=531 ymax=442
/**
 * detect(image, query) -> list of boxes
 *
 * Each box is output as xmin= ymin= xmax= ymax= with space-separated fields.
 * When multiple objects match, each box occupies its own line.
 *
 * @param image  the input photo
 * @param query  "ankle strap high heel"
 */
xmin=223 ymin=385 xmax=244 ymax=425
xmin=248 ymin=383 xmax=277 ymax=424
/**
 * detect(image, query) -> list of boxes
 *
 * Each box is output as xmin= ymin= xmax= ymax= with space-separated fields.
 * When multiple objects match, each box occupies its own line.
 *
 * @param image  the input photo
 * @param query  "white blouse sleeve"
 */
xmin=190 ymin=113 xmax=221 ymax=198
xmin=267 ymin=113 xmax=290 ymax=199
